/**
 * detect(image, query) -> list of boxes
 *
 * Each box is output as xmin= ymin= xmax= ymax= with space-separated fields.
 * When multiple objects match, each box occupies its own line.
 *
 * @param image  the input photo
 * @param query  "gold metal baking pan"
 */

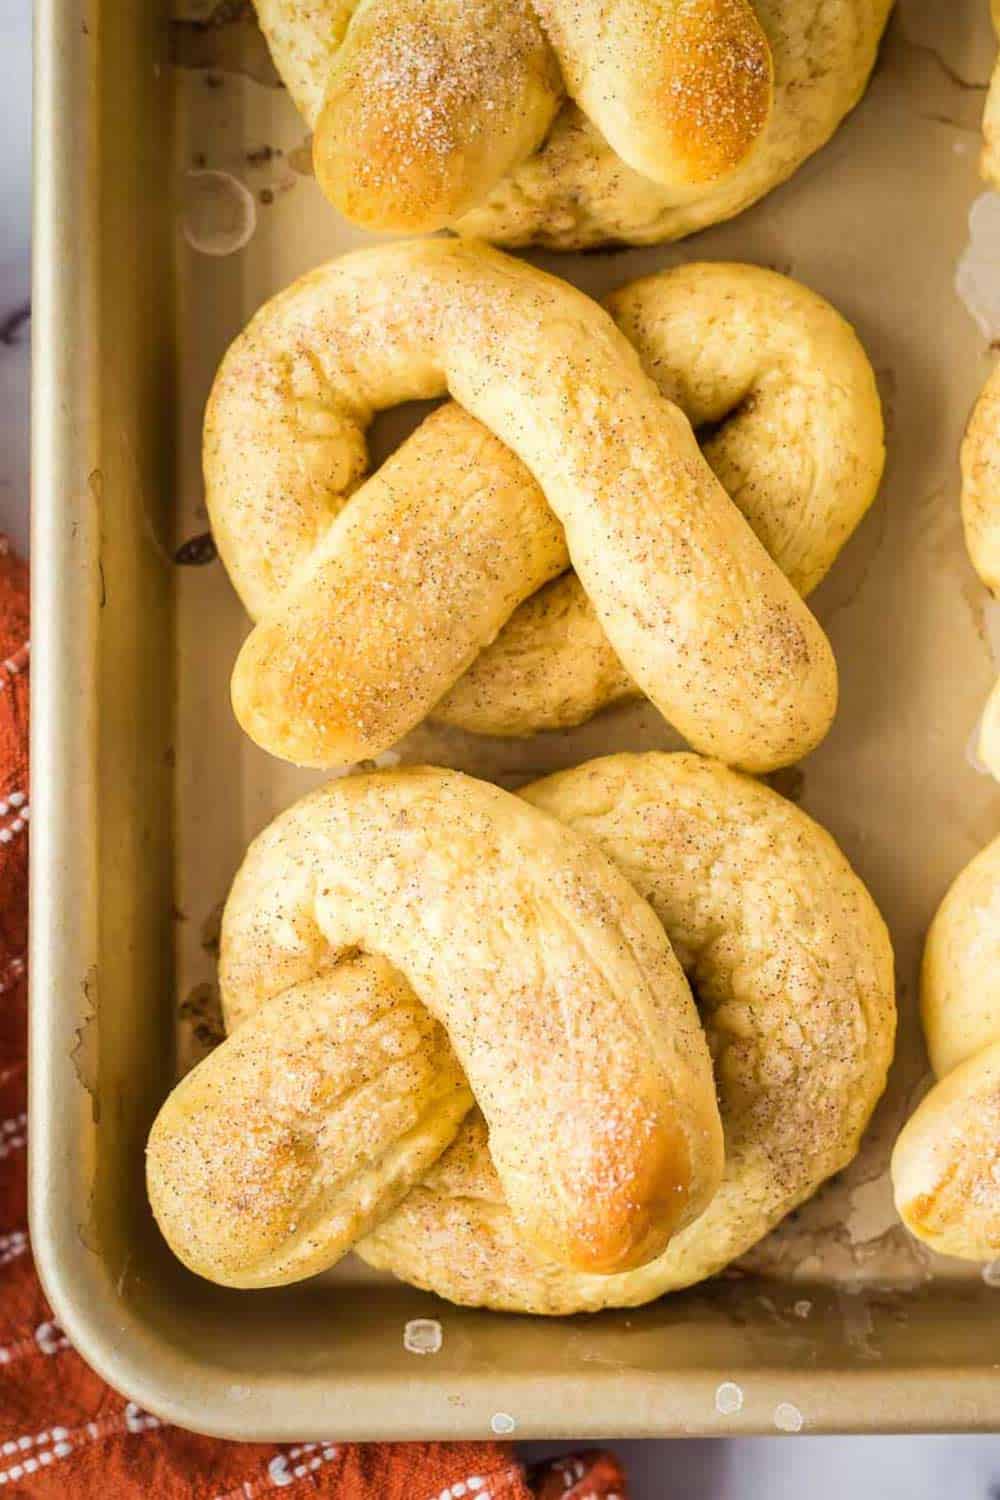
xmin=30 ymin=0 xmax=1000 ymax=1439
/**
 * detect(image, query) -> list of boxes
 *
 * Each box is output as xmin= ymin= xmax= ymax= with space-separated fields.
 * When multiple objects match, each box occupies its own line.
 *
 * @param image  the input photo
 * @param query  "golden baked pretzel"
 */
xmin=254 ymin=0 xmax=891 ymax=247
xmin=205 ymin=241 xmax=864 ymax=773
xmin=960 ymin=363 xmax=1000 ymax=776
xmin=148 ymin=763 xmax=724 ymax=1286
xmin=147 ymin=753 xmax=895 ymax=1313
xmin=892 ymin=836 xmax=1000 ymax=1262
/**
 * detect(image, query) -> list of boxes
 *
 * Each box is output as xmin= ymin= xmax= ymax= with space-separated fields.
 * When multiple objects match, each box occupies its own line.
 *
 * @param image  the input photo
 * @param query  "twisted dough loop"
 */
xmin=435 ymin=261 xmax=884 ymax=737
xmin=281 ymin=0 xmax=773 ymax=232
xmin=961 ymin=362 xmax=1000 ymax=778
xmin=256 ymin=0 xmax=889 ymax=248
xmin=892 ymin=836 xmax=1000 ymax=1262
xmin=206 ymin=240 xmax=839 ymax=773
xmin=147 ymin=765 xmax=723 ymax=1286
xmin=147 ymin=754 xmax=895 ymax=1313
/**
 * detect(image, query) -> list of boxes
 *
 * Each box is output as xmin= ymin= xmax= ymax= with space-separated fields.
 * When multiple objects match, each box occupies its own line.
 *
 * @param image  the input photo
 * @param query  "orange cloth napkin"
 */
xmin=0 ymin=539 xmax=627 ymax=1498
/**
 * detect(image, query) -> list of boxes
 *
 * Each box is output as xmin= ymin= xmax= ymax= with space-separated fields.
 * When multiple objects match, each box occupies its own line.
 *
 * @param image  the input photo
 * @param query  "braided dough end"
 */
xmin=530 ymin=0 xmax=773 ymax=192
xmin=146 ymin=955 xmax=475 ymax=1288
xmin=361 ymin=753 xmax=895 ymax=1312
xmin=312 ymin=0 xmax=563 ymax=233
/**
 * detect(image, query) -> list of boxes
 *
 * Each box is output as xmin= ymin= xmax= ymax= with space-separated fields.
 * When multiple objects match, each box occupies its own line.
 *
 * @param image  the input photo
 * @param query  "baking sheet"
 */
xmin=29 ymin=0 xmax=1000 ymax=1443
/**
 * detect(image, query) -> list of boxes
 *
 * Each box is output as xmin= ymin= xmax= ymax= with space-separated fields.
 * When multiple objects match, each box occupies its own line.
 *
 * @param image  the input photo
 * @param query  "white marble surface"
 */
xmin=8 ymin=0 xmax=1000 ymax=1490
xmin=0 ymin=0 xmax=31 ymax=557
xmin=523 ymin=1435 xmax=1000 ymax=1496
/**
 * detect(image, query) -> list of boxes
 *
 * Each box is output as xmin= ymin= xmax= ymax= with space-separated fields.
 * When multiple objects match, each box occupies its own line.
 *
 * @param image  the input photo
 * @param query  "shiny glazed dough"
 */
xmin=147 ymin=764 xmax=723 ymax=1288
xmin=892 ymin=836 xmax=1000 ymax=1262
xmin=254 ymin=0 xmax=889 ymax=249
xmin=205 ymin=239 xmax=837 ymax=773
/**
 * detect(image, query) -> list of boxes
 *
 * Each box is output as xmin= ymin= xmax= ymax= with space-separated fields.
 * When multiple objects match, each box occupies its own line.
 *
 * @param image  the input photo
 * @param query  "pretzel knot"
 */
xmin=205 ymin=240 xmax=884 ymax=774
xmin=147 ymin=754 xmax=895 ymax=1313
xmin=892 ymin=836 xmax=1000 ymax=1263
xmin=252 ymin=0 xmax=891 ymax=246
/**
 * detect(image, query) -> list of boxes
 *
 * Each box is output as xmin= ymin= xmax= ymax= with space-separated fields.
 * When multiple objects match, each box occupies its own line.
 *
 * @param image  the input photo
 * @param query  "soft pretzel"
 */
xmin=205 ymin=239 xmax=839 ymax=773
xmin=254 ymin=0 xmax=891 ymax=247
xmin=891 ymin=837 xmax=1000 ymax=1262
xmin=147 ymin=764 xmax=724 ymax=1286
xmin=960 ymin=363 xmax=1000 ymax=777
xmin=435 ymin=260 xmax=884 ymax=736
xmin=147 ymin=753 xmax=895 ymax=1313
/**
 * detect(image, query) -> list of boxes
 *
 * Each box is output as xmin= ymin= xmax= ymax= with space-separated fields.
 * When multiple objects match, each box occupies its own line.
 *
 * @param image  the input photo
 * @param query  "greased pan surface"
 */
xmin=31 ymin=0 xmax=1000 ymax=1439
